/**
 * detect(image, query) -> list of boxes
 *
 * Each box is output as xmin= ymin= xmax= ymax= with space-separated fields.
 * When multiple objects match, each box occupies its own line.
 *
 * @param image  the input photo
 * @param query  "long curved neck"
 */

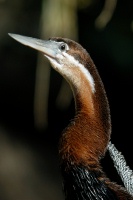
xmin=59 ymin=58 xmax=111 ymax=168
xmin=72 ymin=58 xmax=110 ymax=128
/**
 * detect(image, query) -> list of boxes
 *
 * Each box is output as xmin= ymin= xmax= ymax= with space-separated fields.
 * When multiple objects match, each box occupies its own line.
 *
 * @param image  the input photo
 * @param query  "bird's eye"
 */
xmin=59 ymin=43 xmax=68 ymax=52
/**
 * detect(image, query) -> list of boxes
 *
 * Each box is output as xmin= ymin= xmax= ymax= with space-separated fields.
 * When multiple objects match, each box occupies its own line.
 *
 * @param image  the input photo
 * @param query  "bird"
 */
xmin=9 ymin=33 xmax=133 ymax=200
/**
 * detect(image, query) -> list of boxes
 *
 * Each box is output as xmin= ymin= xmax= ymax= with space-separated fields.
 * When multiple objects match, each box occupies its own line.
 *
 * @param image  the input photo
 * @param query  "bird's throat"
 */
xmin=59 ymin=62 xmax=111 ymax=168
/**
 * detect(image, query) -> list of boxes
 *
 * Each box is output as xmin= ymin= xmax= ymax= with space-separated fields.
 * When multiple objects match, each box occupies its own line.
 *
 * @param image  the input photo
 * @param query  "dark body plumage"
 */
xmin=62 ymin=165 xmax=118 ymax=200
xmin=9 ymin=34 xmax=133 ymax=200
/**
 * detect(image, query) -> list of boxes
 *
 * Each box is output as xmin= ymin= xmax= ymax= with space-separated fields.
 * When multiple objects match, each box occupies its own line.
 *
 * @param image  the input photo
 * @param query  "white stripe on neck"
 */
xmin=64 ymin=53 xmax=95 ymax=93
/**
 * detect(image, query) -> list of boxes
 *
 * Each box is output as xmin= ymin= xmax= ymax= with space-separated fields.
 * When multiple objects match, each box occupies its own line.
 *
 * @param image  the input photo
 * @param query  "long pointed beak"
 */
xmin=8 ymin=33 xmax=57 ymax=59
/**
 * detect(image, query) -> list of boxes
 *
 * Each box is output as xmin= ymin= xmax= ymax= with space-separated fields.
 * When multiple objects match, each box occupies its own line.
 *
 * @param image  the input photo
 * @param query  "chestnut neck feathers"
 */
xmin=51 ymin=38 xmax=111 ymax=167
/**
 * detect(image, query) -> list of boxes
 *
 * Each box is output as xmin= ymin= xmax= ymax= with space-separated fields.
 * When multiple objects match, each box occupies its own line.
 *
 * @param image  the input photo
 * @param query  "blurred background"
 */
xmin=0 ymin=0 xmax=133 ymax=199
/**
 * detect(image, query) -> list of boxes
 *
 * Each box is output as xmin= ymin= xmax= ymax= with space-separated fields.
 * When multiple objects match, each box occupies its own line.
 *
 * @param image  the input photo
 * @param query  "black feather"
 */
xmin=61 ymin=165 xmax=118 ymax=200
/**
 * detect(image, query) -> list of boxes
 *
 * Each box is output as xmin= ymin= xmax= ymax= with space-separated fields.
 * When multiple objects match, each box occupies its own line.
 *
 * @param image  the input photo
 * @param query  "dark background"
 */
xmin=0 ymin=0 xmax=133 ymax=199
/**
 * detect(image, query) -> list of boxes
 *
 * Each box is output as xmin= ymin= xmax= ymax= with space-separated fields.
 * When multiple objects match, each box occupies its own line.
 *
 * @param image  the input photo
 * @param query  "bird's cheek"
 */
xmin=56 ymin=54 xmax=64 ymax=60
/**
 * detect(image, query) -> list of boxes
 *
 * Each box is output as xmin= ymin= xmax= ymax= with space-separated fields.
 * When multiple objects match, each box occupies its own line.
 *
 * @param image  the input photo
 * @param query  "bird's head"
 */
xmin=8 ymin=34 xmax=95 ymax=93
